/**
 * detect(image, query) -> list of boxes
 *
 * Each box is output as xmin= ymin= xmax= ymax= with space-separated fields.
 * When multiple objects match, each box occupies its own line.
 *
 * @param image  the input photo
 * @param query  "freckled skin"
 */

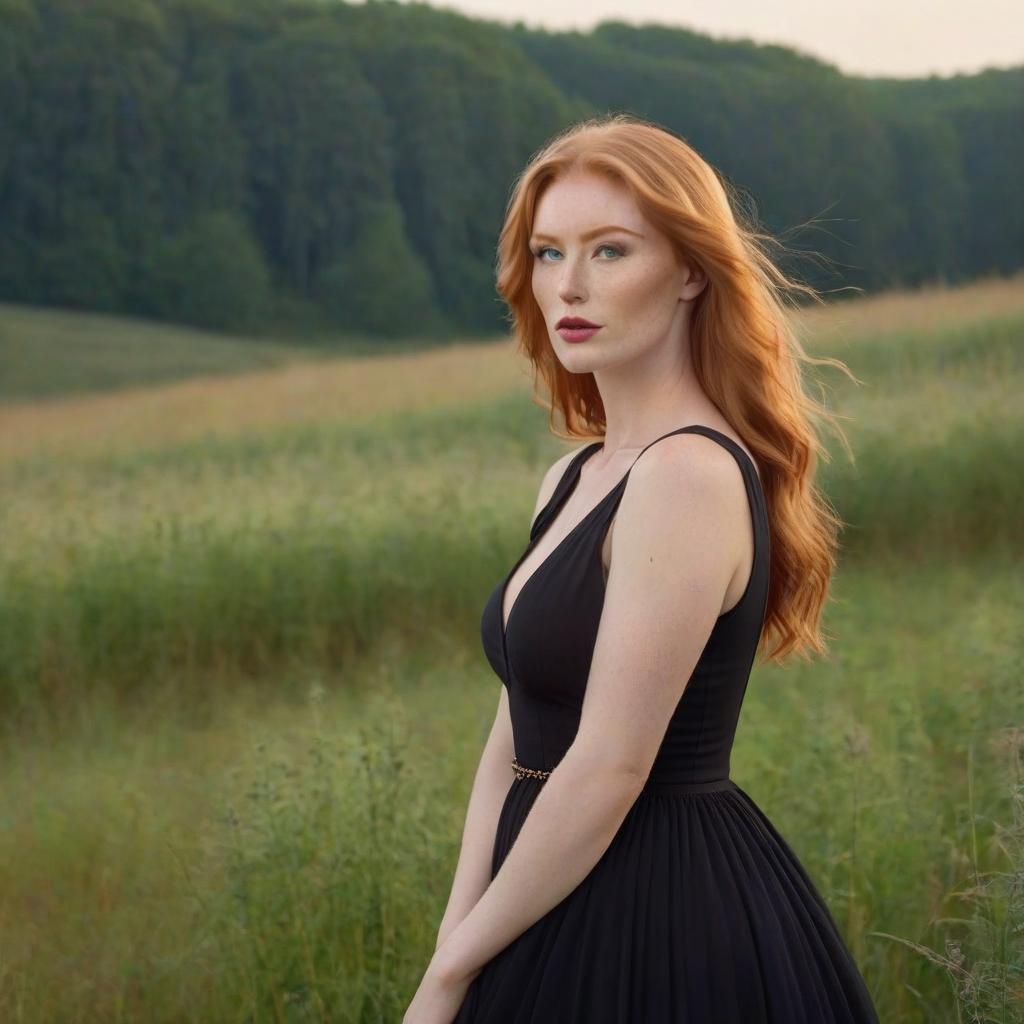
xmin=529 ymin=167 xmax=743 ymax=572
xmin=529 ymin=167 xmax=709 ymax=436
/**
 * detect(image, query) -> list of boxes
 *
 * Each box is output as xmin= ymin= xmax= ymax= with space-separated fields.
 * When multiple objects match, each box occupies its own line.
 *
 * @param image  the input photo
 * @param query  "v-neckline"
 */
xmin=495 ymin=423 xmax=763 ymax=670
xmin=499 ymin=442 xmax=616 ymax=644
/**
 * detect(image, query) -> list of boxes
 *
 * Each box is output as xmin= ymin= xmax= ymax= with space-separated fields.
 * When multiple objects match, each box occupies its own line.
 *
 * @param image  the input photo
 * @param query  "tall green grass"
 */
xmin=0 ymin=304 xmax=1022 ymax=1020
xmin=0 ymin=557 xmax=1020 ymax=1021
xmin=2 ymin=313 xmax=1022 ymax=725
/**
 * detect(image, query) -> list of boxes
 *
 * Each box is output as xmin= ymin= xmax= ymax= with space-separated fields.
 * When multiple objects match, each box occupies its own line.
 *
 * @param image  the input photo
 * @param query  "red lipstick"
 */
xmin=556 ymin=316 xmax=603 ymax=343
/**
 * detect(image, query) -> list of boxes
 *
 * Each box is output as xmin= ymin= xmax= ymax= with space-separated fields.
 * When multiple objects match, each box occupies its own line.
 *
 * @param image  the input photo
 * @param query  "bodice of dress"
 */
xmin=479 ymin=424 xmax=771 ymax=785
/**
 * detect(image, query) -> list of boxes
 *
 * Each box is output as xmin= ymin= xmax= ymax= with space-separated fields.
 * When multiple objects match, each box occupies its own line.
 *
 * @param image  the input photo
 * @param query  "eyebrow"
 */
xmin=529 ymin=224 xmax=644 ymax=243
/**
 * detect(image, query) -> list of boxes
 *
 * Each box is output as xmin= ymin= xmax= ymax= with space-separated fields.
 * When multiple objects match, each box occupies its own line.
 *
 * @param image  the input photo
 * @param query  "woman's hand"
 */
xmin=402 ymin=950 xmax=481 ymax=1024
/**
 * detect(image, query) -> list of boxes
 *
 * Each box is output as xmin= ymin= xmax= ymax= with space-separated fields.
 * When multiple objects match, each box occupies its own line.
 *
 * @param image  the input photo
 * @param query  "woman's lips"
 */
xmin=557 ymin=325 xmax=603 ymax=342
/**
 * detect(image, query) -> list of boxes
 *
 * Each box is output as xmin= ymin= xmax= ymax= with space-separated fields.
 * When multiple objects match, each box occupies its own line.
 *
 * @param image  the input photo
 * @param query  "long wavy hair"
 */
xmin=495 ymin=113 xmax=858 ymax=664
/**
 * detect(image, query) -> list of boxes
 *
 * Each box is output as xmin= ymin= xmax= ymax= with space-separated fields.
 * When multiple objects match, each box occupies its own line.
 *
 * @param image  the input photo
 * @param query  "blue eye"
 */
xmin=532 ymin=244 xmax=624 ymax=261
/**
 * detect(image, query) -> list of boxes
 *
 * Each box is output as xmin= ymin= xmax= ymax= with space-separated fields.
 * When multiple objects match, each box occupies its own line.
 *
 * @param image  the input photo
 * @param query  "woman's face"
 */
xmin=529 ymin=169 xmax=705 ymax=373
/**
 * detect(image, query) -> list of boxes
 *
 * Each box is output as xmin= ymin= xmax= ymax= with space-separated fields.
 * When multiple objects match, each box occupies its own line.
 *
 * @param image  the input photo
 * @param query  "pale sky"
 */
xmin=406 ymin=0 xmax=1022 ymax=78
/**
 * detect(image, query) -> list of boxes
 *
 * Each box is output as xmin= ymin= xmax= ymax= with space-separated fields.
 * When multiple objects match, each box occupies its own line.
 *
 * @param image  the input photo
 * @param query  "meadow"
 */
xmin=1 ymin=275 xmax=1022 ymax=1022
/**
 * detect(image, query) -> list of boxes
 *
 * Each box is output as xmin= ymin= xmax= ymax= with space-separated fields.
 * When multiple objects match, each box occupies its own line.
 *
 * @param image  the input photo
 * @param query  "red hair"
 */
xmin=495 ymin=113 xmax=858 ymax=664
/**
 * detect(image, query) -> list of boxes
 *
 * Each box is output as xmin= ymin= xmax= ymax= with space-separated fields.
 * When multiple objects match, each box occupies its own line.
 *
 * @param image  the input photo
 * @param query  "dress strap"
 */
xmin=627 ymin=425 xmax=761 ymax=490
xmin=528 ymin=442 xmax=602 ymax=540
xmin=530 ymin=425 xmax=768 ymax=547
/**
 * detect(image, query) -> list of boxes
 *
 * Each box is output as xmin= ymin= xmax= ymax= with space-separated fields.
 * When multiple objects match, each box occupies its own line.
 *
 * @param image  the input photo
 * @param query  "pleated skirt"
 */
xmin=452 ymin=776 xmax=879 ymax=1023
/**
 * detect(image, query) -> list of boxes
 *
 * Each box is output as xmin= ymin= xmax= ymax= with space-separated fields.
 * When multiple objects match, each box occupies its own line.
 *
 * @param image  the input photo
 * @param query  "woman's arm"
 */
xmin=434 ymin=687 xmax=515 ymax=951
xmin=433 ymin=448 xmax=581 ymax=950
xmin=428 ymin=435 xmax=745 ymax=985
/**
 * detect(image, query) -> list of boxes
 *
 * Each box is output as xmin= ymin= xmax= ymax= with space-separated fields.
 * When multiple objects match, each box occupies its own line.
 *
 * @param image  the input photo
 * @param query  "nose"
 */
xmin=556 ymin=261 xmax=587 ymax=303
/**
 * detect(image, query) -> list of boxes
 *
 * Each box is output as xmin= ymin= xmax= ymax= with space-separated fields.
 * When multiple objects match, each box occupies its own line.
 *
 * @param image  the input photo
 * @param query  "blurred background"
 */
xmin=0 ymin=1 xmax=1022 ymax=1020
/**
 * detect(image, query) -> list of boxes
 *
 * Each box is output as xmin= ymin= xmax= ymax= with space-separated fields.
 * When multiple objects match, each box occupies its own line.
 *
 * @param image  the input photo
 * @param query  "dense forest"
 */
xmin=1 ymin=0 xmax=1021 ymax=339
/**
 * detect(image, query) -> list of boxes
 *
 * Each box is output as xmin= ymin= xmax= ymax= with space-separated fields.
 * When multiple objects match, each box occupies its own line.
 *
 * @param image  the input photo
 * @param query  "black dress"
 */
xmin=454 ymin=424 xmax=879 ymax=1023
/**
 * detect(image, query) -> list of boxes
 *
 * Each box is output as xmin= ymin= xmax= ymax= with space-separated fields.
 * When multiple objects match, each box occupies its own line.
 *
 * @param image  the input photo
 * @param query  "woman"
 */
xmin=404 ymin=113 xmax=879 ymax=1023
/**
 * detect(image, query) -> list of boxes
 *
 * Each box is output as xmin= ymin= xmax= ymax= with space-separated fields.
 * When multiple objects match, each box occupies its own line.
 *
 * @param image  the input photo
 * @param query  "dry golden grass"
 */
xmin=797 ymin=270 xmax=1024 ymax=346
xmin=0 ymin=337 xmax=525 ymax=462
xmin=3 ymin=270 xmax=1022 ymax=465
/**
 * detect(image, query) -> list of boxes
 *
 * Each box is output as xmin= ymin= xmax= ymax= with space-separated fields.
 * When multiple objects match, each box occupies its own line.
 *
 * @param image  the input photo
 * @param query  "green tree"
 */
xmin=312 ymin=201 xmax=447 ymax=338
xmin=35 ymin=209 xmax=129 ymax=310
xmin=143 ymin=210 xmax=271 ymax=332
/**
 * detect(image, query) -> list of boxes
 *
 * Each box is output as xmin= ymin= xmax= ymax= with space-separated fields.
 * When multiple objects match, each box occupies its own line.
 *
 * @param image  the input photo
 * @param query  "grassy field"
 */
xmin=0 ymin=300 xmax=464 ymax=405
xmin=1 ymin=275 xmax=1022 ymax=1021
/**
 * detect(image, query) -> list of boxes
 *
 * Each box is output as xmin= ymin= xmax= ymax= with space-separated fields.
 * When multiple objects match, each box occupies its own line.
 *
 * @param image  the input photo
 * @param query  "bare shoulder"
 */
xmin=631 ymin=430 xmax=749 ymax=491
xmin=614 ymin=432 xmax=751 ymax=560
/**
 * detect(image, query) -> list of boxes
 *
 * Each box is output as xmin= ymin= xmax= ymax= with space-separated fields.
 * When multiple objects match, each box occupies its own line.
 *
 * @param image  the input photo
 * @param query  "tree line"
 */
xmin=1 ymin=0 xmax=1020 ymax=340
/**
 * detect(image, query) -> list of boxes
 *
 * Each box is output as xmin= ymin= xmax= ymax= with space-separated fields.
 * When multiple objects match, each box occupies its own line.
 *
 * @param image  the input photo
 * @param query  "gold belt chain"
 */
xmin=511 ymin=757 xmax=551 ymax=780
